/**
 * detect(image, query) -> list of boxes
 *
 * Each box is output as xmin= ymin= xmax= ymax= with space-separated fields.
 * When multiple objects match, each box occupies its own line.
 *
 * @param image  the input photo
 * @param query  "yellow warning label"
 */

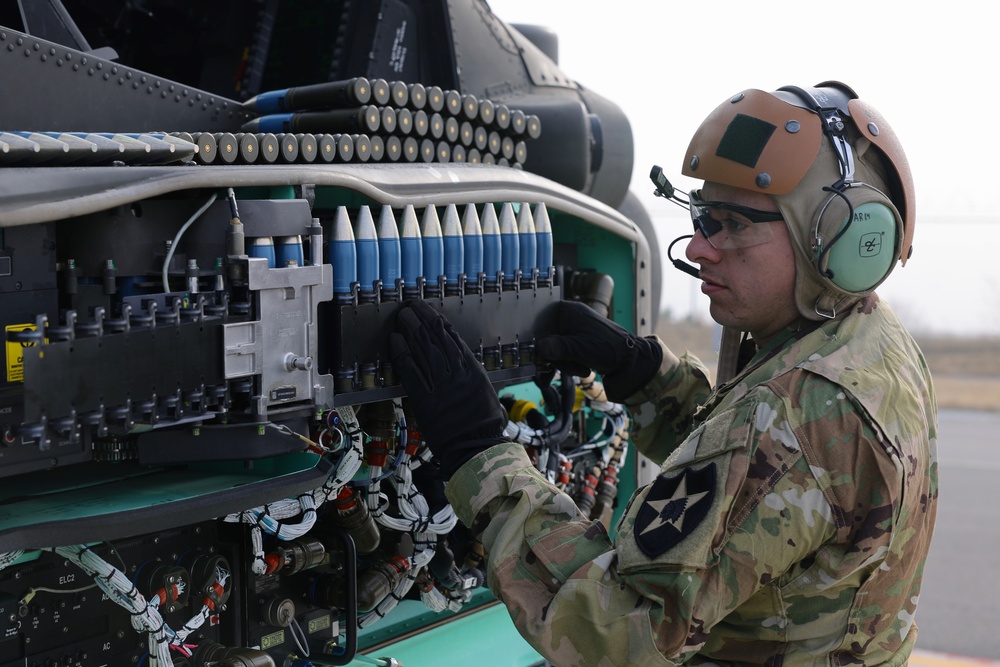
xmin=5 ymin=323 xmax=37 ymax=384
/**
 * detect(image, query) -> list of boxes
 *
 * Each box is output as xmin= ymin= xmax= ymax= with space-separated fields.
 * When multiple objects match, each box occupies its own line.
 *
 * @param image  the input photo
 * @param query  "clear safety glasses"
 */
xmin=688 ymin=190 xmax=783 ymax=250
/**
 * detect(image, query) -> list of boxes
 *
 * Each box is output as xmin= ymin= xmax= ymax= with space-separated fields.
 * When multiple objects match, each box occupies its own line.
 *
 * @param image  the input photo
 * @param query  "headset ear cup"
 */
xmin=818 ymin=198 xmax=899 ymax=293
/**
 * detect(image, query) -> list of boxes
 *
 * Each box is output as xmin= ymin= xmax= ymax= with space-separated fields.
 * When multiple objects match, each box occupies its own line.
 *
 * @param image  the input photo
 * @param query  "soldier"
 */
xmin=390 ymin=81 xmax=938 ymax=666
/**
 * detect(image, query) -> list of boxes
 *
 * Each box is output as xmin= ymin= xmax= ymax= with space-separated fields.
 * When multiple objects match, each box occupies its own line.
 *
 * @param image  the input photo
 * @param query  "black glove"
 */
xmin=389 ymin=299 xmax=508 ymax=479
xmin=535 ymin=300 xmax=663 ymax=402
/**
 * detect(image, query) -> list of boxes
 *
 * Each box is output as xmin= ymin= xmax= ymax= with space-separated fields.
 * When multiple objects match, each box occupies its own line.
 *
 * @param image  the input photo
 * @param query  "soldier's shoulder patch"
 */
xmin=634 ymin=464 xmax=716 ymax=558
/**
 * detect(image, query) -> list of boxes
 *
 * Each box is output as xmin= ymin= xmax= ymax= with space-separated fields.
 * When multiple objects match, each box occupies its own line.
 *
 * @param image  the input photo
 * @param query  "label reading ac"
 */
xmin=5 ymin=323 xmax=37 ymax=383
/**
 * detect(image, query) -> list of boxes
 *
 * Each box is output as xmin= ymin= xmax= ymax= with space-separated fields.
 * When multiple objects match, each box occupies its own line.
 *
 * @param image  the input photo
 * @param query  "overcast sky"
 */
xmin=485 ymin=1 xmax=1000 ymax=336
xmin=487 ymin=0 xmax=994 ymax=220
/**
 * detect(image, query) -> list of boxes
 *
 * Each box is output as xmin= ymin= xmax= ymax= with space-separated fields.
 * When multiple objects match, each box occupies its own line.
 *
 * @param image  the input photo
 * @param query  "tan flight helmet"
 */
xmin=681 ymin=81 xmax=915 ymax=320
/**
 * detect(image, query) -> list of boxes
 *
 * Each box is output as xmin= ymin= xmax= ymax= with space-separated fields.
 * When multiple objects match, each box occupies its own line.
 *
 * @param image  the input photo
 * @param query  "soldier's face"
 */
xmin=685 ymin=182 xmax=798 ymax=343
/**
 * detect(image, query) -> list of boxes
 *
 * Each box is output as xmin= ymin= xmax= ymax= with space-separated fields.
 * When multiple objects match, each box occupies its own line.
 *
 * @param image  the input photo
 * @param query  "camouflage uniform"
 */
xmin=446 ymin=294 xmax=938 ymax=667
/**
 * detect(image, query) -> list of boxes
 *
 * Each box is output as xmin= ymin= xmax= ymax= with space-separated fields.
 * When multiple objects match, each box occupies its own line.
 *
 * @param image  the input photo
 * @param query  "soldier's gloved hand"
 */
xmin=389 ymin=299 xmax=509 ymax=479
xmin=535 ymin=300 xmax=663 ymax=402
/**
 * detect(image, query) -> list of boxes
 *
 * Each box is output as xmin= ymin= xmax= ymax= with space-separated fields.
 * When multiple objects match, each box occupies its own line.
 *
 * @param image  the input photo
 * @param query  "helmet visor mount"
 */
xmin=689 ymin=190 xmax=782 ymax=250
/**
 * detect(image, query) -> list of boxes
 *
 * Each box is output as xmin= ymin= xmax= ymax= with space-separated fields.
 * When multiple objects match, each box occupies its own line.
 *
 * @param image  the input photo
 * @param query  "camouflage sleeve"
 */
xmin=446 ymin=374 xmax=897 ymax=666
xmin=622 ymin=339 xmax=715 ymax=465
xmin=446 ymin=442 xmax=681 ymax=666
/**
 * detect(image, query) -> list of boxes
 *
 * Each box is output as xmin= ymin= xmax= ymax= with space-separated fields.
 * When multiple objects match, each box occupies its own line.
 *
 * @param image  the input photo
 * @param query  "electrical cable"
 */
xmin=162 ymin=192 xmax=219 ymax=293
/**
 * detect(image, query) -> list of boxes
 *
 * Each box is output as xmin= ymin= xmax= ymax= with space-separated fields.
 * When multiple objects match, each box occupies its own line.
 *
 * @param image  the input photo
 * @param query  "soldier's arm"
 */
xmin=445 ymin=381 xmax=881 ymax=666
xmin=621 ymin=342 xmax=715 ymax=465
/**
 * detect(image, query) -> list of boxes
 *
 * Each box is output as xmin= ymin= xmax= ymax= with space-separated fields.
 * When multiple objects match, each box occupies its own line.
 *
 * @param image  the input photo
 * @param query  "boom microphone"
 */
xmin=668 ymin=234 xmax=700 ymax=278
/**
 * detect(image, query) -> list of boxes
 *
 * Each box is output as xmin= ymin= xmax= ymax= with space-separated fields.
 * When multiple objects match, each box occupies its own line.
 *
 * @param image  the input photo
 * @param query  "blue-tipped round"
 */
xmin=462 ymin=204 xmax=484 ymax=285
xmin=248 ymin=237 xmax=276 ymax=268
xmin=516 ymin=203 xmax=536 ymax=276
xmin=481 ymin=203 xmax=501 ymax=284
xmin=441 ymin=204 xmax=464 ymax=286
xmin=421 ymin=205 xmax=444 ymax=289
xmin=354 ymin=205 xmax=379 ymax=293
xmin=247 ymin=113 xmax=293 ymax=134
xmin=331 ymin=206 xmax=357 ymax=295
xmin=247 ymin=88 xmax=291 ymax=114
xmin=498 ymin=202 xmax=519 ymax=277
xmin=399 ymin=204 xmax=423 ymax=288
xmin=275 ymin=235 xmax=304 ymax=268
xmin=377 ymin=205 xmax=401 ymax=288
xmin=534 ymin=201 xmax=553 ymax=279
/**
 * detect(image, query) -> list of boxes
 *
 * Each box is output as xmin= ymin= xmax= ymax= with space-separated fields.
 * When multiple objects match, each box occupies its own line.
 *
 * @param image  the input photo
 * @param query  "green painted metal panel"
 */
xmin=313 ymin=185 xmax=377 ymax=210
xmin=351 ymin=602 xmax=543 ymax=667
xmin=548 ymin=211 xmax=640 ymax=534
xmin=549 ymin=212 xmax=637 ymax=333
xmin=234 ymin=185 xmax=298 ymax=200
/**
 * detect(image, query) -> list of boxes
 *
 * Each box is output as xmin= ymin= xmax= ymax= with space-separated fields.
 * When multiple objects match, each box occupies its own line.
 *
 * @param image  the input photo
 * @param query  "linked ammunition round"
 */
xmin=501 ymin=136 xmax=514 ymax=160
xmin=370 ymin=135 xmax=384 ymax=162
xmin=459 ymin=121 xmax=474 ymax=147
xmin=444 ymin=89 xmax=462 ymax=116
xmin=526 ymin=114 xmax=542 ymax=139
xmin=426 ymin=86 xmax=445 ymax=112
xmin=257 ymin=133 xmax=280 ymax=163
xmin=407 ymin=82 xmax=427 ymax=110
xmin=389 ymin=80 xmax=409 ymax=108
xmin=215 ymin=132 xmax=239 ymax=164
xmin=298 ymin=133 xmax=318 ymax=163
xmin=478 ymin=98 xmax=495 ymax=125
xmin=413 ymin=109 xmax=429 ymax=137
xmin=403 ymin=136 xmax=420 ymax=162
xmin=514 ymin=140 xmax=527 ymax=164
xmin=193 ymin=132 xmax=217 ymax=164
xmin=336 ymin=134 xmax=354 ymax=163
xmin=385 ymin=135 xmax=402 ymax=162
xmin=444 ymin=116 xmax=460 ymax=143
xmin=353 ymin=134 xmax=371 ymax=162
xmin=419 ymin=138 xmax=435 ymax=163
xmin=493 ymin=104 xmax=510 ymax=130
xmin=315 ymin=134 xmax=336 ymax=163
xmin=429 ymin=113 xmax=444 ymax=140
xmin=277 ymin=133 xmax=299 ymax=162
xmin=238 ymin=132 xmax=258 ymax=163
xmin=509 ymin=109 xmax=527 ymax=135
xmin=436 ymin=141 xmax=451 ymax=163
xmin=371 ymin=78 xmax=391 ymax=105
xmin=380 ymin=107 xmax=397 ymax=134
xmin=396 ymin=108 xmax=413 ymax=135
xmin=461 ymin=94 xmax=479 ymax=121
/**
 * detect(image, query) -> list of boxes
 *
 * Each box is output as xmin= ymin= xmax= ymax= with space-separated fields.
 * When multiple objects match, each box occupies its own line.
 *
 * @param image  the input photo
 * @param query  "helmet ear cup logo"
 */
xmin=818 ymin=200 xmax=898 ymax=293
xmin=859 ymin=231 xmax=883 ymax=257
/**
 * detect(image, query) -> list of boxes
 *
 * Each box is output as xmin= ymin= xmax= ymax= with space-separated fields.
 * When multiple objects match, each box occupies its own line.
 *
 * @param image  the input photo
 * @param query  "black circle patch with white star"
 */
xmin=634 ymin=463 xmax=716 ymax=558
